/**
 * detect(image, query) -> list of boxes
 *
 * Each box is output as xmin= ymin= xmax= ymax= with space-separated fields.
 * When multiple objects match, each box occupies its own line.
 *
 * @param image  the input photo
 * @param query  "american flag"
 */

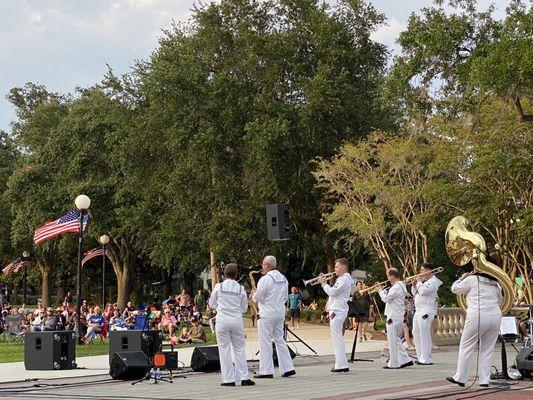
xmin=82 ymin=247 xmax=107 ymax=266
xmin=34 ymin=209 xmax=90 ymax=245
xmin=2 ymin=258 xmax=30 ymax=275
xmin=13 ymin=260 xmax=31 ymax=273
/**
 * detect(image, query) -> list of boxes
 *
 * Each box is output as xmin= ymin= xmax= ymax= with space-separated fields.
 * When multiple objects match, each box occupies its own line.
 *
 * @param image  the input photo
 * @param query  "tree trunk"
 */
xmin=323 ymin=234 xmax=336 ymax=274
xmin=161 ymin=267 xmax=173 ymax=298
xmin=56 ymin=286 xmax=67 ymax=306
xmin=38 ymin=261 xmax=52 ymax=307
xmin=210 ymin=248 xmax=218 ymax=290
xmin=107 ymin=237 xmax=135 ymax=310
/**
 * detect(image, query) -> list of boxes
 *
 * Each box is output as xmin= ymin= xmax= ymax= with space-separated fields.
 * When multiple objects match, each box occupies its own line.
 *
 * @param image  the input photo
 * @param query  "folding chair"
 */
xmin=4 ymin=315 xmax=25 ymax=342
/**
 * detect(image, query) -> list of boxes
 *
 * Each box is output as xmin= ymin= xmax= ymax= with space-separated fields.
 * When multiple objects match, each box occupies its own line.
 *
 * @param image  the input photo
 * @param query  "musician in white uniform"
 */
xmin=208 ymin=264 xmax=255 ymax=386
xmin=379 ymin=268 xmax=413 ymax=369
xmin=446 ymin=266 xmax=502 ymax=388
xmin=251 ymin=255 xmax=295 ymax=379
xmin=411 ymin=262 xmax=442 ymax=365
xmin=317 ymin=258 xmax=354 ymax=372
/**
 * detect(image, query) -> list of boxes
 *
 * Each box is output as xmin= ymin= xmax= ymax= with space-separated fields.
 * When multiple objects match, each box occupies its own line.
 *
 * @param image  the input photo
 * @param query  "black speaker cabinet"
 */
xmin=191 ymin=346 xmax=221 ymax=372
xmin=272 ymin=343 xmax=296 ymax=367
xmin=516 ymin=347 xmax=533 ymax=378
xmin=24 ymin=331 xmax=76 ymax=370
xmin=266 ymin=204 xmax=290 ymax=241
xmin=109 ymin=330 xmax=163 ymax=366
xmin=109 ymin=351 xmax=149 ymax=380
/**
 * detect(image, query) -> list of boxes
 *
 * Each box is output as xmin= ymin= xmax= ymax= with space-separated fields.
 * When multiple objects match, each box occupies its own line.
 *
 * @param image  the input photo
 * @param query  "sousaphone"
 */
xmin=445 ymin=216 xmax=514 ymax=314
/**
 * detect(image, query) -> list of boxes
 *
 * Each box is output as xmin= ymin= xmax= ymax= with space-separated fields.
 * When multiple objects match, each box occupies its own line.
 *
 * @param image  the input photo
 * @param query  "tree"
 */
xmin=314 ymin=131 xmax=438 ymax=276
xmin=387 ymin=0 xmax=532 ymax=124
xmin=426 ymin=98 xmax=533 ymax=303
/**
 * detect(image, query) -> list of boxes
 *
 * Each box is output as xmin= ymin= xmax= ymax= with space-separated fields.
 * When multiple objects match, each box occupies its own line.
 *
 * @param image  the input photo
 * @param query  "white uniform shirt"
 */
xmin=321 ymin=273 xmax=354 ymax=313
xmin=252 ymin=269 xmax=288 ymax=318
xmin=411 ymin=275 xmax=442 ymax=315
xmin=379 ymin=281 xmax=407 ymax=320
xmin=451 ymin=275 xmax=502 ymax=317
xmin=208 ymin=279 xmax=248 ymax=323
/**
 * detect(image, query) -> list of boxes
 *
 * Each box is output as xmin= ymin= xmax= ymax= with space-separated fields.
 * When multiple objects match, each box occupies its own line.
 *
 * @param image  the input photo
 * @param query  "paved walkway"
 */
xmin=0 ymin=321 xmax=531 ymax=399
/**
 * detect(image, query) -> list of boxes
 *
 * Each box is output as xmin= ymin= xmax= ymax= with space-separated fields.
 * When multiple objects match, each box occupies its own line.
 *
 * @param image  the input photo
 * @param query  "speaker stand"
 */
xmin=348 ymin=321 xmax=373 ymax=363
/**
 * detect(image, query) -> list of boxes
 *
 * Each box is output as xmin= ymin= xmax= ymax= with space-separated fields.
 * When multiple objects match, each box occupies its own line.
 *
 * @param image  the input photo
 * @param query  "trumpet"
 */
xmin=303 ymin=272 xmax=336 ymax=286
xmin=359 ymin=279 xmax=390 ymax=294
xmin=404 ymin=267 xmax=444 ymax=285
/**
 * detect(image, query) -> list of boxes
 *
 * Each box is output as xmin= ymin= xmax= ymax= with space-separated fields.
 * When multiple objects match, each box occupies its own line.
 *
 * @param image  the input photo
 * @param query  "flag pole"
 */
xmin=22 ymin=251 xmax=30 ymax=304
xmin=74 ymin=195 xmax=91 ymax=342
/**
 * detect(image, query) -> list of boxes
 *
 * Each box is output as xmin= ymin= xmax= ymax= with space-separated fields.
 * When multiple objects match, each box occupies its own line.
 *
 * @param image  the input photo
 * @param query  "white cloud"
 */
xmin=370 ymin=17 xmax=406 ymax=53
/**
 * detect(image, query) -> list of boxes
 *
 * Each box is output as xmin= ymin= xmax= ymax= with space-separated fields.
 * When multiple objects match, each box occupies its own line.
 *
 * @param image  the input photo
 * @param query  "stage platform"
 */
xmin=0 ymin=343 xmax=531 ymax=400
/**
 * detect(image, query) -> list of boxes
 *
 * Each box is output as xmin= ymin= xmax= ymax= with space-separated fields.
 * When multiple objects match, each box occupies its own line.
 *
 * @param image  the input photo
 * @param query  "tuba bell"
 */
xmin=445 ymin=215 xmax=514 ymax=314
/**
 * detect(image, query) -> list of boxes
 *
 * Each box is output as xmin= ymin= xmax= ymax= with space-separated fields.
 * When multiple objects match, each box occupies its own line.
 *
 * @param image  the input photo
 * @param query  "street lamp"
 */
xmin=74 ymin=194 xmax=91 ymax=341
xmin=22 ymin=251 xmax=30 ymax=304
xmin=99 ymin=234 xmax=110 ymax=307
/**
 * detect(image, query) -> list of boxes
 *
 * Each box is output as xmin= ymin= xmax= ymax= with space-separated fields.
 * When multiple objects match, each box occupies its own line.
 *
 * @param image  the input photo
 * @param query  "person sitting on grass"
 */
xmin=159 ymin=307 xmax=178 ymax=337
xmin=177 ymin=327 xmax=191 ymax=344
xmin=189 ymin=317 xmax=206 ymax=344
xmin=83 ymin=306 xmax=104 ymax=345
xmin=191 ymin=305 xmax=202 ymax=321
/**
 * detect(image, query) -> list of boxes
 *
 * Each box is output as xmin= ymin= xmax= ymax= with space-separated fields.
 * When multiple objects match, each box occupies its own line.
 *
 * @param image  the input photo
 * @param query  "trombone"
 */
xmin=404 ymin=267 xmax=444 ymax=285
xmin=303 ymin=272 xmax=336 ymax=287
xmin=359 ymin=279 xmax=389 ymax=294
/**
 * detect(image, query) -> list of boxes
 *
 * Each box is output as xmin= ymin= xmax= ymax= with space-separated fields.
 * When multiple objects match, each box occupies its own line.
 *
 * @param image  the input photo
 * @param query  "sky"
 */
xmin=0 ymin=0 xmax=508 ymax=133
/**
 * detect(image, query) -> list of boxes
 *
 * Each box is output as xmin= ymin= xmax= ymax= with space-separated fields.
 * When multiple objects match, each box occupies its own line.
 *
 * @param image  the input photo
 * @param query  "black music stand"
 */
xmin=348 ymin=313 xmax=373 ymax=363
xmin=490 ymin=316 xmax=520 ymax=380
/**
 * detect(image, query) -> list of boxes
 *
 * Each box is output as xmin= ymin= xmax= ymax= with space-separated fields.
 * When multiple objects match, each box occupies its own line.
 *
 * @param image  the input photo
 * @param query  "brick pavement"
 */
xmin=0 ymin=345 xmax=532 ymax=400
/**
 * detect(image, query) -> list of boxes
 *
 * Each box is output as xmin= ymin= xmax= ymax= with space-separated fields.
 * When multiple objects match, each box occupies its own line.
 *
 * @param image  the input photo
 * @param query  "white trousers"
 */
xmin=215 ymin=320 xmax=249 ymax=383
xmin=329 ymin=310 xmax=348 ymax=369
xmin=387 ymin=318 xmax=411 ymax=368
xmin=412 ymin=312 xmax=435 ymax=364
xmin=258 ymin=316 xmax=294 ymax=375
xmin=453 ymin=314 xmax=501 ymax=385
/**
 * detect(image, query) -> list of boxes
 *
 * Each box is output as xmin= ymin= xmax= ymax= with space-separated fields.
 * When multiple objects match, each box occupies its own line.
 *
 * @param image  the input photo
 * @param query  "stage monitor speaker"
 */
xmin=109 ymin=330 xmax=163 ymax=366
xmin=191 ymin=346 xmax=220 ymax=372
xmin=272 ymin=343 xmax=296 ymax=367
xmin=109 ymin=351 xmax=150 ymax=380
xmin=24 ymin=331 xmax=76 ymax=370
xmin=266 ymin=204 xmax=290 ymax=241
xmin=516 ymin=347 xmax=533 ymax=378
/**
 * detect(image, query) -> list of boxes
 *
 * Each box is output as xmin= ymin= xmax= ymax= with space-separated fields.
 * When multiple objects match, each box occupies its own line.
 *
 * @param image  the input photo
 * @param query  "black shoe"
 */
xmin=241 ymin=379 xmax=255 ymax=386
xmin=382 ymin=366 xmax=399 ymax=369
xmin=446 ymin=377 xmax=465 ymax=387
xmin=221 ymin=382 xmax=236 ymax=386
xmin=415 ymin=361 xmax=433 ymax=365
xmin=400 ymin=361 xmax=414 ymax=368
xmin=281 ymin=370 xmax=296 ymax=377
xmin=254 ymin=374 xmax=274 ymax=379
xmin=479 ymin=384 xmax=489 ymax=388
xmin=331 ymin=368 xmax=349 ymax=373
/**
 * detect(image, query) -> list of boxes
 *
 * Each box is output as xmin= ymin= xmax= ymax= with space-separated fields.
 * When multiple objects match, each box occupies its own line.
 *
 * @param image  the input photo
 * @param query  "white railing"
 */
xmin=434 ymin=307 xmax=528 ymax=345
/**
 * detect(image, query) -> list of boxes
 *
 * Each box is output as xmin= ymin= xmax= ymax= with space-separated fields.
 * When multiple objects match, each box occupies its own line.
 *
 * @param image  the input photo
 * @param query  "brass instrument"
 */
xmin=445 ymin=215 xmax=514 ymax=314
xmin=359 ymin=279 xmax=390 ymax=294
xmin=303 ymin=272 xmax=336 ymax=287
xmin=404 ymin=267 xmax=444 ymax=285
xmin=248 ymin=268 xmax=262 ymax=315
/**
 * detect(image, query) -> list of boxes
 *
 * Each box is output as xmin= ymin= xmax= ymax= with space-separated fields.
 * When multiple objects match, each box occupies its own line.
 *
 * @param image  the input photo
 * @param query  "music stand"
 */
xmin=491 ymin=316 xmax=520 ymax=380
xmin=348 ymin=313 xmax=373 ymax=363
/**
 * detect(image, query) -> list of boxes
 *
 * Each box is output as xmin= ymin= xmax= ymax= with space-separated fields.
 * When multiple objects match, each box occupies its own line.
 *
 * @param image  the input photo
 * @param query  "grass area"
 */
xmin=0 ymin=327 xmax=217 ymax=363
xmin=0 ymin=338 xmax=109 ymax=363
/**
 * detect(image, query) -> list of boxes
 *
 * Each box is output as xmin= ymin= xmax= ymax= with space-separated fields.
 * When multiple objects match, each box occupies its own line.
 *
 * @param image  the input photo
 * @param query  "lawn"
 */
xmin=0 ymin=327 xmax=217 ymax=363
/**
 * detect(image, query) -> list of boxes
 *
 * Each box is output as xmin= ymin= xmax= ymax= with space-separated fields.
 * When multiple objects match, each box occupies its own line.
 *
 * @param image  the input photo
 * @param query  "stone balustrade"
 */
xmin=434 ymin=306 xmax=529 ymax=346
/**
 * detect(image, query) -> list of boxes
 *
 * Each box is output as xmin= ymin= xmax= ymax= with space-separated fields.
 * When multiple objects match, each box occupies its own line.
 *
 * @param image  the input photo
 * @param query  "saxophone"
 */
xmin=445 ymin=215 xmax=514 ymax=314
xmin=248 ymin=268 xmax=262 ymax=316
